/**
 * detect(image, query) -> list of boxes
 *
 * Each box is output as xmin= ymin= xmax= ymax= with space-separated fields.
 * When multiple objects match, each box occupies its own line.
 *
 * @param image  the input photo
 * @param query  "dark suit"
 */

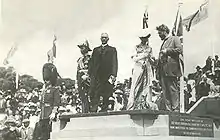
xmin=88 ymin=45 xmax=118 ymax=112
xmin=157 ymin=36 xmax=183 ymax=111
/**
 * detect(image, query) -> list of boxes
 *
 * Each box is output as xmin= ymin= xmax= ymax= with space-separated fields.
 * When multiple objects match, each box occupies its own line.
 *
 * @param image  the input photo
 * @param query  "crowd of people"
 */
xmin=0 ymin=83 xmax=83 ymax=140
xmin=0 ymin=76 xmax=133 ymax=140
xmin=184 ymin=55 xmax=220 ymax=110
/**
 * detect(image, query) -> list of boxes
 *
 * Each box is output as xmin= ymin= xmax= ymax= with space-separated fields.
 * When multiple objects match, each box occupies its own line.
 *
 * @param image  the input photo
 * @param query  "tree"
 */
xmin=57 ymin=78 xmax=75 ymax=89
xmin=0 ymin=66 xmax=43 ymax=92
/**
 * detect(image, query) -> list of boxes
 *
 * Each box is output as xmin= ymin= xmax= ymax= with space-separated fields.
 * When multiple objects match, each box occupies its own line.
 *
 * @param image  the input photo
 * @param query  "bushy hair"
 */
xmin=156 ymin=24 xmax=170 ymax=34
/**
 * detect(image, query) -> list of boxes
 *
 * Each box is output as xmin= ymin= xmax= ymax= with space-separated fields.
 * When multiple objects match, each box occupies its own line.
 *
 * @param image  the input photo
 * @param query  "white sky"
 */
xmin=0 ymin=0 xmax=219 ymax=82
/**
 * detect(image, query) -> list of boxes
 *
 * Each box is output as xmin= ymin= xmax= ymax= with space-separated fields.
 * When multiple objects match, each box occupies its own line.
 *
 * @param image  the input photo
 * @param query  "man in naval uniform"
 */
xmin=76 ymin=39 xmax=92 ymax=113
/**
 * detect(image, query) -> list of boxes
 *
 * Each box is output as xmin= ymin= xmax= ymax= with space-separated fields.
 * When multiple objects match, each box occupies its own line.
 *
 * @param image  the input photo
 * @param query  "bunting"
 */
xmin=182 ymin=0 xmax=209 ymax=31
xmin=47 ymin=35 xmax=57 ymax=63
xmin=3 ymin=45 xmax=18 ymax=65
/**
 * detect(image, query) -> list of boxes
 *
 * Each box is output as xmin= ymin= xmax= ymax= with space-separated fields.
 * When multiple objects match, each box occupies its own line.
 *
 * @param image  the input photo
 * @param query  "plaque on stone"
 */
xmin=169 ymin=115 xmax=214 ymax=137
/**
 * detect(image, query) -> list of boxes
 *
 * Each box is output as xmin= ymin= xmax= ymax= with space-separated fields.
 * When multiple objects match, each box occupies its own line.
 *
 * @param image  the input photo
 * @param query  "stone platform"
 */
xmin=50 ymin=108 xmax=220 ymax=140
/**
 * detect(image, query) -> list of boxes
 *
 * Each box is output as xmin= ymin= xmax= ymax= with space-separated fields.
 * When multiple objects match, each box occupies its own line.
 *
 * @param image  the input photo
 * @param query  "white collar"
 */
xmin=101 ymin=44 xmax=108 ymax=47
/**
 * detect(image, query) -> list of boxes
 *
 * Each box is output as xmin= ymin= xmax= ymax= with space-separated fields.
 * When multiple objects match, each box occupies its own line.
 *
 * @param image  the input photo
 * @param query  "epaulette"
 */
xmin=77 ymin=57 xmax=83 ymax=63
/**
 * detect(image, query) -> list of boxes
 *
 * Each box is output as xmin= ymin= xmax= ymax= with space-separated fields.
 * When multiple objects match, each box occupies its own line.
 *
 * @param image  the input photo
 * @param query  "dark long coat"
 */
xmin=88 ymin=45 xmax=118 ymax=80
xmin=88 ymin=45 xmax=118 ymax=97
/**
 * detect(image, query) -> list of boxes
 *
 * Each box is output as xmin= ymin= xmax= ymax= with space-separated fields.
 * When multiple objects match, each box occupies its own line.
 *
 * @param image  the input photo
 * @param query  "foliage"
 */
xmin=0 ymin=66 xmax=43 ymax=92
xmin=57 ymin=78 xmax=75 ymax=89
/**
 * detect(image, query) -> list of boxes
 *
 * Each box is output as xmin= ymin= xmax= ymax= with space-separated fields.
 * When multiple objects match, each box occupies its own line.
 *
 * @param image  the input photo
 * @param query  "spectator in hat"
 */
xmin=2 ymin=117 xmax=21 ymax=140
xmin=214 ymin=55 xmax=220 ymax=69
xmin=76 ymin=107 xmax=81 ymax=113
xmin=88 ymin=33 xmax=118 ymax=112
xmin=76 ymin=40 xmax=91 ymax=113
xmin=108 ymin=97 xmax=115 ymax=111
xmin=193 ymin=66 xmax=204 ymax=100
xmin=197 ymin=75 xmax=210 ymax=100
xmin=127 ymin=29 xmax=155 ymax=110
xmin=156 ymin=24 xmax=183 ymax=112
xmin=20 ymin=119 xmax=33 ymax=140
xmin=203 ymin=56 xmax=213 ymax=73
xmin=214 ymin=55 xmax=220 ymax=85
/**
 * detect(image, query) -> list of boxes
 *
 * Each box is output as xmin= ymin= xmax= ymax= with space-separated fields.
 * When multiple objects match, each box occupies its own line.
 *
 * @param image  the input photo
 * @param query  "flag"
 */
xmin=182 ymin=0 xmax=209 ymax=31
xmin=47 ymin=35 xmax=57 ymax=62
xmin=143 ymin=7 xmax=148 ymax=29
xmin=173 ymin=8 xmax=184 ymax=74
xmin=3 ymin=45 xmax=18 ymax=65
xmin=3 ymin=44 xmax=20 ymax=89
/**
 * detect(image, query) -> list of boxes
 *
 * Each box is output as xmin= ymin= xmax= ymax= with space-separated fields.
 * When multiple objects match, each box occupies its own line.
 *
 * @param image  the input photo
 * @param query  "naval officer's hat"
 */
xmin=77 ymin=39 xmax=92 ymax=51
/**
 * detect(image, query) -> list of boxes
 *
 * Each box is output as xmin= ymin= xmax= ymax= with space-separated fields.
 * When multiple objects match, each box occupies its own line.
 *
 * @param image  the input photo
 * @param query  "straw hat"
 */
xmin=139 ymin=29 xmax=151 ymax=38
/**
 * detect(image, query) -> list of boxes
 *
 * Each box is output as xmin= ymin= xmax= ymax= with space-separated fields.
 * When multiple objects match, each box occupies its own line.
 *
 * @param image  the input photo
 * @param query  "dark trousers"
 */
xmin=89 ymin=79 xmax=114 ymax=112
xmin=160 ymin=76 xmax=180 ymax=111
xmin=78 ymin=84 xmax=90 ymax=113
xmin=33 ymin=119 xmax=51 ymax=140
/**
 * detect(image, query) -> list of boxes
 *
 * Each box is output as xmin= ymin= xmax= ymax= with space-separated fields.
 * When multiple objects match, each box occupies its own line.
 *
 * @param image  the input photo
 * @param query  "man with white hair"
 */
xmin=88 ymin=33 xmax=118 ymax=112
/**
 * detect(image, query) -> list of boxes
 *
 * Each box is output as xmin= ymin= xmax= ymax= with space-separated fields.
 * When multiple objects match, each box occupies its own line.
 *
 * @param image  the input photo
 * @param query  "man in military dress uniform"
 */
xmin=36 ymin=56 xmax=61 ymax=140
xmin=77 ymin=39 xmax=91 ymax=113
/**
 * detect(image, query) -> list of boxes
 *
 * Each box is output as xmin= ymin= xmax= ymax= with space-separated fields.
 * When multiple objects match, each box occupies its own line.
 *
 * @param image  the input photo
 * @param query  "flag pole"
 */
xmin=15 ymin=71 xmax=19 ymax=89
xmin=177 ymin=1 xmax=185 ymax=113
xmin=209 ymin=0 xmax=215 ymax=74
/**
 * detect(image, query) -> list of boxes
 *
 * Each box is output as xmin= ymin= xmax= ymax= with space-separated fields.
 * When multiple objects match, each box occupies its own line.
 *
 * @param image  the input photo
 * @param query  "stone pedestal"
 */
xmin=50 ymin=110 xmax=220 ymax=140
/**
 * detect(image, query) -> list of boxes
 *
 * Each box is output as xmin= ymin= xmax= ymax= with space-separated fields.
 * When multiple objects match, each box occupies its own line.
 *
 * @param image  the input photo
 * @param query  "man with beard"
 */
xmin=88 ymin=33 xmax=118 ymax=112
xmin=77 ymin=40 xmax=92 ymax=113
xmin=156 ymin=24 xmax=183 ymax=112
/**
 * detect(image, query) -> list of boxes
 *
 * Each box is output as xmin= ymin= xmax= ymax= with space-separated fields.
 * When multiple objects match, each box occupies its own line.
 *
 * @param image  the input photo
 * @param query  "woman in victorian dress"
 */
xmin=127 ymin=29 xmax=158 ymax=110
